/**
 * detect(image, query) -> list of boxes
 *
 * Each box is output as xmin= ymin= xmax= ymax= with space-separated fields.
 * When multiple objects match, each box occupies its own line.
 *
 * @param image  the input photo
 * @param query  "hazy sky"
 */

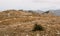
xmin=0 ymin=0 xmax=60 ymax=11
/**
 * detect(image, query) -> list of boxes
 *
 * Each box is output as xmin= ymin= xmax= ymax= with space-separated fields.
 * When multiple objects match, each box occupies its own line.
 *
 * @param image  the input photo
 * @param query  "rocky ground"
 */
xmin=0 ymin=10 xmax=60 ymax=36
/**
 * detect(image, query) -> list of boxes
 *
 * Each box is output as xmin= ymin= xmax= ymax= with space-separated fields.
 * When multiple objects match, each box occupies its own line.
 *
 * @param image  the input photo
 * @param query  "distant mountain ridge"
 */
xmin=44 ymin=10 xmax=60 ymax=16
xmin=0 ymin=9 xmax=60 ymax=16
xmin=51 ymin=10 xmax=60 ymax=16
xmin=34 ymin=10 xmax=60 ymax=16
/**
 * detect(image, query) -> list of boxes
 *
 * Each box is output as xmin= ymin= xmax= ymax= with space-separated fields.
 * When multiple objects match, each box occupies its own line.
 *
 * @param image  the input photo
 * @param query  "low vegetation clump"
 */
xmin=32 ymin=24 xmax=44 ymax=32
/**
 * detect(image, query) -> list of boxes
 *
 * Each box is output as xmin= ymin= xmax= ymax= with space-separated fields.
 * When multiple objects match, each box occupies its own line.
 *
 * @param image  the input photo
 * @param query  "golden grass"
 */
xmin=0 ymin=10 xmax=60 ymax=36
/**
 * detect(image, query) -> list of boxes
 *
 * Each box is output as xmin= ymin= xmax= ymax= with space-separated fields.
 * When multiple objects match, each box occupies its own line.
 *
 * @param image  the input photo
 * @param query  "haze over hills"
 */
xmin=0 ymin=9 xmax=60 ymax=16
xmin=32 ymin=9 xmax=60 ymax=16
xmin=50 ymin=10 xmax=60 ymax=16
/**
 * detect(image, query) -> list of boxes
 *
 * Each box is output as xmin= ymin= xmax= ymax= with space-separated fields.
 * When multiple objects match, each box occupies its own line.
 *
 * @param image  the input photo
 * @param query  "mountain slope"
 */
xmin=0 ymin=10 xmax=60 ymax=36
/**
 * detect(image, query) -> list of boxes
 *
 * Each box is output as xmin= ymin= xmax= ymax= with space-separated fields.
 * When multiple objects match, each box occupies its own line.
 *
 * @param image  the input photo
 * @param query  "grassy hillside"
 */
xmin=0 ymin=10 xmax=60 ymax=36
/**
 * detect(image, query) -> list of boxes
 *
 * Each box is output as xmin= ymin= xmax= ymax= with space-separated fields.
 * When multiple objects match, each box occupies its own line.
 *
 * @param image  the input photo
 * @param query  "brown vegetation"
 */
xmin=0 ymin=10 xmax=60 ymax=36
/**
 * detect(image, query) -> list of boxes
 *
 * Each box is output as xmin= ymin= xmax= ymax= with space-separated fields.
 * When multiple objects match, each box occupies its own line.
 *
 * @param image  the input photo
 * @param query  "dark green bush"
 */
xmin=32 ymin=24 xmax=44 ymax=32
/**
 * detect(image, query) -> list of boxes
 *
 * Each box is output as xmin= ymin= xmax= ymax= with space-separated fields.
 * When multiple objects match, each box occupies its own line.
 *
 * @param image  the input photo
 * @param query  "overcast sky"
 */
xmin=0 ymin=0 xmax=60 ymax=11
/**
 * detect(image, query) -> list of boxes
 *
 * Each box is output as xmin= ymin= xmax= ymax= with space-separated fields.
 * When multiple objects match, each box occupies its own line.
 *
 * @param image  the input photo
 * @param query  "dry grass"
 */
xmin=0 ymin=10 xmax=60 ymax=36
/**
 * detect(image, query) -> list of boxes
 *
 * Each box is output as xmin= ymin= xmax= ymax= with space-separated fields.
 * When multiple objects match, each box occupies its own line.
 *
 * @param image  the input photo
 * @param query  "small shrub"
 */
xmin=32 ymin=24 xmax=44 ymax=32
